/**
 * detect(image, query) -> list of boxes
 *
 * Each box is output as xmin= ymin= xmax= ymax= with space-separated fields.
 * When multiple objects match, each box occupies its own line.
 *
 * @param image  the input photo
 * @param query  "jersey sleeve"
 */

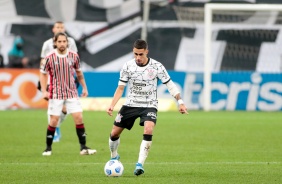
xmin=40 ymin=41 xmax=50 ymax=58
xmin=157 ymin=63 xmax=171 ymax=84
xmin=119 ymin=63 xmax=129 ymax=85
xmin=68 ymin=38 xmax=78 ymax=52
xmin=40 ymin=58 xmax=49 ymax=74
xmin=73 ymin=54 xmax=81 ymax=71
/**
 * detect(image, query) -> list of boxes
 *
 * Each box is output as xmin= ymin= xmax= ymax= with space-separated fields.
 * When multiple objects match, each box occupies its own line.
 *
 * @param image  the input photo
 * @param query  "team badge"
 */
xmin=147 ymin=69 xmax=155 ymax=79
xmin=68 ymin=58 xmax=74 ymax=65
xmin=115 ymin=113 xmax=123 ymax=123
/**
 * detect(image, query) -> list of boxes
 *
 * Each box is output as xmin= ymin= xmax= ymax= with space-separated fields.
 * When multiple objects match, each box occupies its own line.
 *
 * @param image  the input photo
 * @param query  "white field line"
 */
xmin=0 ymin=162 xmax=281 ymax=165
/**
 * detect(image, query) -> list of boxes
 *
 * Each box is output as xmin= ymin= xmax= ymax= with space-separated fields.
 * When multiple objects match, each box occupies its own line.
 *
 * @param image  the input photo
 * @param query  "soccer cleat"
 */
xmin=134 ymin=163 xmax=144 ymax=176
xmin=53 ymin=136 xmax=60 ymax=142
xmin=42 ymin=148 xmax=52 ymax=156
xmin=80 ymin=146 xmax=97 ymax=155
xmin=110 ymin=154 xmax=120 ymax=160
xmin=53 ymin=127 xmax=61 ymax=142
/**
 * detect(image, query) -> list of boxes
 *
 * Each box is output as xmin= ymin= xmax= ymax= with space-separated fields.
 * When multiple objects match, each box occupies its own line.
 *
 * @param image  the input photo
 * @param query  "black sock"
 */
xmin=143 ymin=134 xmax=153 ymax=141
xmin=76 ymin=124 xmax=86 ymax=147
xmin=46 ymin=125 xmax=56 ymax=149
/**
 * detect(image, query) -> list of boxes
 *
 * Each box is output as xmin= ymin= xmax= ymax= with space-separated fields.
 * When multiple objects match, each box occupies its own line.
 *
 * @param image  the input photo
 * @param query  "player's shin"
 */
xmin=46 ymin=125 xmax=56 ymax=148
xmin=109 ymin=136 xmax=120 ymax=158
xmin=137 ymin=134 xmax=153 ymax=165
xmin=76 ymin=124 xmax=86 ymax=147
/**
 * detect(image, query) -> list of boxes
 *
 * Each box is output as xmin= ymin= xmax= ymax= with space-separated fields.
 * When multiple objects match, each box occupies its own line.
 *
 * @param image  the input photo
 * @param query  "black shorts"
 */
xmin=114 ymin=106 xmax=158 ymax=130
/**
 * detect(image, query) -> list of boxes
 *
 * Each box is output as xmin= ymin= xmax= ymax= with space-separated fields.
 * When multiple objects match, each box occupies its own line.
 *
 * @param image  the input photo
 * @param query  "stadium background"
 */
xmin=0 ymin=0 xmax=281 ymax=111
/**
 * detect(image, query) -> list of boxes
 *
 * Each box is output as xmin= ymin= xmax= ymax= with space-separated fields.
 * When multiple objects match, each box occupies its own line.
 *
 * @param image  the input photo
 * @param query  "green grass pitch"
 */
xmin=0 ymin=110 xmax=282 ymax=184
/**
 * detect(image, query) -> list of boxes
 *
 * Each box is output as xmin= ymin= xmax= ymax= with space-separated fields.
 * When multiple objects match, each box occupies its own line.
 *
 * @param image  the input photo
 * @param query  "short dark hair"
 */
xmin=54 ymin=21 xmax=63 ymax=25
xmin=133 ymin=39 xmax=148 ymax=49
xmin=53 ymin=32 xmax=68 ymax=48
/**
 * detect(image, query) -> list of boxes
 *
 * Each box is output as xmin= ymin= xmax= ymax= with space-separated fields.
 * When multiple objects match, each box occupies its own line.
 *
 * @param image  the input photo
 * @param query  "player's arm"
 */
xmin=165 ymin=80 xmax=188 ymax=114
xmin=39 ymin=58 xmax=49 ymax=100
xmin=75 ymin=70 xmax=88 ymax=97
xmin=39 ymin=72 xmax=49 ymax=100
xmin=107 ymin=85 xmax=125 ymax=116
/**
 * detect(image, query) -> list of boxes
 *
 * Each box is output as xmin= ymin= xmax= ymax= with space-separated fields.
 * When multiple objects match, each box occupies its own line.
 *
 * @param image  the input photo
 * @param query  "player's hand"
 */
xmin=179 ymin=104 xmax=188 ymax=114
xmin=107 ymin=106 xmax=114 ymax=116
xmin=43 ymin=91 xmax=49 ymax=101
xmin=81 ymin=88 xmax=88 ymax=97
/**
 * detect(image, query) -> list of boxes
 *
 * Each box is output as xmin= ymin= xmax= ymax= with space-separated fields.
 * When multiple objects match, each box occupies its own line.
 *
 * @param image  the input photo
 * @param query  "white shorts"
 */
xmin=48 ymin=98 xmax=83 ymax=116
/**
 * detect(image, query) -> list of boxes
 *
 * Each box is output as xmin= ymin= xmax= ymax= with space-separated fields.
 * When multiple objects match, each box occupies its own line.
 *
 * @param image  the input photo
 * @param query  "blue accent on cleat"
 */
xmin=53 ymin=127 xmax=61 ymax=142
xmin=134 ymin=163 xmax=144 ymax=176
xmin=111 ymin=154 xmax=120 ymax=160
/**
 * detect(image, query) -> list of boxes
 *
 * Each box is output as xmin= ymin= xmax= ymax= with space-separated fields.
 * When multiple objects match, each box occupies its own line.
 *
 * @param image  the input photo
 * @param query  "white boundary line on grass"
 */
xmin=0 ymin=162 xmax=281 ymax=165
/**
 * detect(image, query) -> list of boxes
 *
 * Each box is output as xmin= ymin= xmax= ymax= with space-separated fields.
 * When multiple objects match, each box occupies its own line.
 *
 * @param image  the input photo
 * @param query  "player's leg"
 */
xmin=109 ymin=125 xmax=124 ymax=160
xmin=134 ymin=121 xmax=155 ymax=176
xmin=109 ymin=106 xmax=137 ymax=160
xmin=53 ymin=105 xmax=67 ymax=142
xmin=42 ymin=99 xmax=63 ymax=156
xmin=134 ymin=108 xmax=157 ymax=176
xmin=67 ymin=98 xmax=96 ymax=155
xmin=37 ymin=82 xmax=63 ymax=143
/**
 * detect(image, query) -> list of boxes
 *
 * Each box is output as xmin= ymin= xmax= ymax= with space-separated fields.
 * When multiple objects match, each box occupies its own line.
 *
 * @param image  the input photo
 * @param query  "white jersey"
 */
xmin=119 ymin=58 xmax=171 ymax=109
xmin=40 ymin=37 xmax=77 ymax=58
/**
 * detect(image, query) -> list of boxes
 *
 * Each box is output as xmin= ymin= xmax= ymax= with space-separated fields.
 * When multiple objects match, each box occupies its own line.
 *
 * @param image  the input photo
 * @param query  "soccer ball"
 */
xmin=104 ymin=160 xmax=124 ymax=177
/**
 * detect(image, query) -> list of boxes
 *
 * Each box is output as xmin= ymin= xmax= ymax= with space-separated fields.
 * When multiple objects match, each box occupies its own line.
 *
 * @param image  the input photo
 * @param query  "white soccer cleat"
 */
xmin=42 ymin=149 xmax=52 ymax=156
xmin=80 ymin=146 xmax=97 ymax=155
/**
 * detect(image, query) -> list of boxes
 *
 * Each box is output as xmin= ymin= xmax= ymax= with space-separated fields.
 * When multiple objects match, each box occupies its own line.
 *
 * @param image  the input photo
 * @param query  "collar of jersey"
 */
xmin=55 ymin=49 xmax=69 ymax=58
xmin=136 ymin=57 xmax=150 ymax=67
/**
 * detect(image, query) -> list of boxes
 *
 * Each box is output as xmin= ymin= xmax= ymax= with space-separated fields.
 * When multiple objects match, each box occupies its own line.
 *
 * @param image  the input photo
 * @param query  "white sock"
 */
xmin=109 ymin=137 xmax=120 ymax=158
xmin=138 ymin=140 xmax=152 ymax=165
xmin=58 ymin=112 xmax=67 ymax=126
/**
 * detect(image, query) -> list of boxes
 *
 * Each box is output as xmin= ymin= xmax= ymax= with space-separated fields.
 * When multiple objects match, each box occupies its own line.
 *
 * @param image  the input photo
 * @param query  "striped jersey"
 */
xmin=40 ymin=49 xmax=80 ymax=100
xmin=40 ymin=37 xmax=77 ymax=58
xmin=119 ymin=58 xmax=171 ymax=109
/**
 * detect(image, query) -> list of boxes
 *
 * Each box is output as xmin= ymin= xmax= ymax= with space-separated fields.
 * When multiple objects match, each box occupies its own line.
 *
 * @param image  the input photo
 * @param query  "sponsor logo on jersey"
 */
xmin=133 ymin=82 xmax=146 ymax=87
xmin=133 ymin=90 xmax=153 ymax=95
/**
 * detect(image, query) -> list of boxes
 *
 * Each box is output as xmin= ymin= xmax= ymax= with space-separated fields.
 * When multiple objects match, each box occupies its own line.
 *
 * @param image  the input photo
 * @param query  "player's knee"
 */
xmin=72 ymin=112 xmax=83 ymax=123
xmin=144 ymin=121 xmax=155 ymax=134
xmin=49 ymin=116 xmax=60 ymax=127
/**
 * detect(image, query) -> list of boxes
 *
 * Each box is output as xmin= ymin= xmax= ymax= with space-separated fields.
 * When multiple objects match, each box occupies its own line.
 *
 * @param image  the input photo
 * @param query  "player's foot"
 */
xmin=110 ymin=154 xmax=120 ymax=160
xmin=53 ymin=135 xmax=60 ymax=142
xmin=134 ymin=163 xmax=144 ymax=176
xmin=53 ymin=127 xmax=61 ymax=142
xmin=42 ymin=147 xmax=52 ymax=156
xmin=80 ymin=146 xmax=97 ymax=155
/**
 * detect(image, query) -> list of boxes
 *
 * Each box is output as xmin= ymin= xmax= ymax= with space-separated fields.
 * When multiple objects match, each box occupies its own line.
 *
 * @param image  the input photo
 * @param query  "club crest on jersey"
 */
xmin=68 ymin=58 xmax=74 ymax=65
xmin=115 ymin=113 xmax=123 ymax=123
xmin=146 ymin=69 xmax=155 ymax=79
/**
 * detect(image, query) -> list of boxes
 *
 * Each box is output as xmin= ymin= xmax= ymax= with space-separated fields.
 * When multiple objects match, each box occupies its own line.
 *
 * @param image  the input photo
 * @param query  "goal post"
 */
xmin=204 ymin=3 xmax=282 ymax=111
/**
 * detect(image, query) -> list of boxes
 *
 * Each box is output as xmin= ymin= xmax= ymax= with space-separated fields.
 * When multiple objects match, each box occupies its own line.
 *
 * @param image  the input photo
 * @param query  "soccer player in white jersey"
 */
xmin=106 ymin=39 xmax=188 ymax=176
xmin=40 ymin=32 xmax=96 ymax=156
xmin=40 ymin=21 xmax=78 ymax=142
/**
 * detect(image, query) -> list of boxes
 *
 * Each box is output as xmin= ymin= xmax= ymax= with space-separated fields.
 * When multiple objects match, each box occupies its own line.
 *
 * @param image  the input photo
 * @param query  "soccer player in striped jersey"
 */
xmin=40 ymin=32 xmax=96 ymax=156
xmin=106 ymin=39 xmax=188 ymax=176
xmin=40 ymin=21 xmax=77 ymax=142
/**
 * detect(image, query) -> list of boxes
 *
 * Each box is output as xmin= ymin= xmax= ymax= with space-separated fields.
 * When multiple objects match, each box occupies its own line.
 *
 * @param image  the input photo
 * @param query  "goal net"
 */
xmin=173 ymin=3 xmax=282 ymax=111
